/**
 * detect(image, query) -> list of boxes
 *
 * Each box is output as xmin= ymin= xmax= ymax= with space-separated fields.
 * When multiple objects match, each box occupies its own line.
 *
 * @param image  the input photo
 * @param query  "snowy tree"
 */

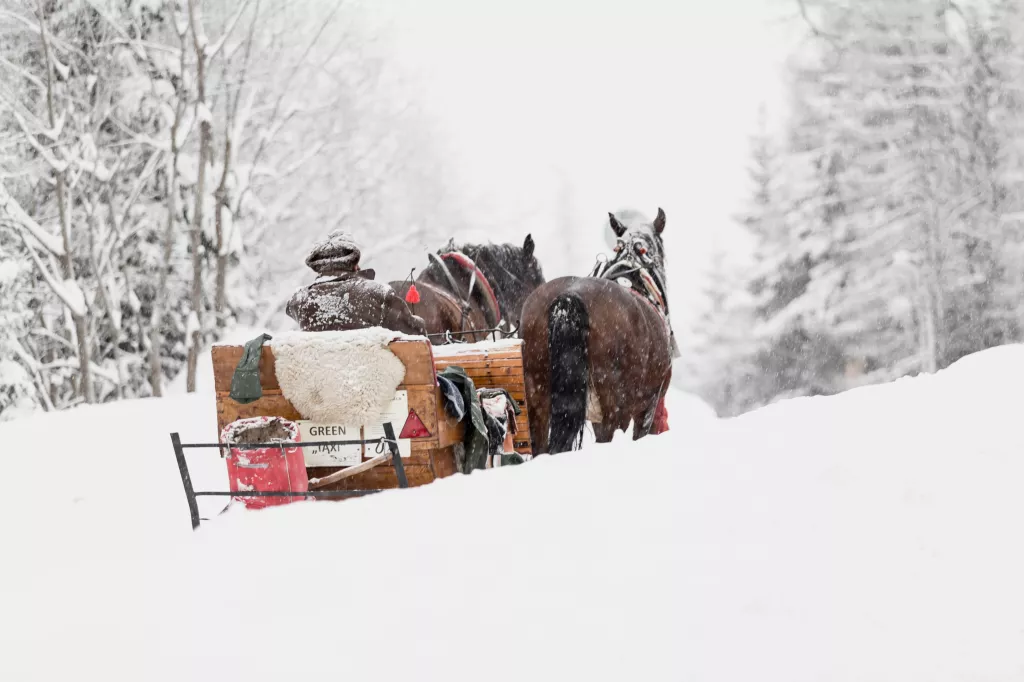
xmin=0 ymin=0 xmax=467 ymax=418
xmin=692 ymin=0 xmax=1024 ymax=415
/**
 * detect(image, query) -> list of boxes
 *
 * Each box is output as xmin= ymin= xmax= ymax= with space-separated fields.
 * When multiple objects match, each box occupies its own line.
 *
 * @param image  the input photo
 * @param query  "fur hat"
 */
xmin=305 ymin=229 xmax=362 ymax=276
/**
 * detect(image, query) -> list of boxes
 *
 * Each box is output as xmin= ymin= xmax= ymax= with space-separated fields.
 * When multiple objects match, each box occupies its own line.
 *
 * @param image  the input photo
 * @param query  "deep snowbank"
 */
xmin=1 ymin=347 xmax=1023 ymax=681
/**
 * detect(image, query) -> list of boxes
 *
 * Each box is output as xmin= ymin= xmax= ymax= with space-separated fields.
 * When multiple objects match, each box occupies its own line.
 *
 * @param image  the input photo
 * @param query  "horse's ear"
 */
xmin=609 ymin=212 xmax=627 ymax=237
xmin=653 ymin=207 xmax=666 ymax=235
xmin=523 ymin=233 xmax=535 ymax=257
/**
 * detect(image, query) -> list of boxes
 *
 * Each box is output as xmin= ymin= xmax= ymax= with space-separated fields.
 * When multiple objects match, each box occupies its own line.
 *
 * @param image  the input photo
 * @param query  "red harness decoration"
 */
xmin=441 ymin=252 xmax=502 ymax=324
xmin=404 ymin=283 xmax=421 ymax=305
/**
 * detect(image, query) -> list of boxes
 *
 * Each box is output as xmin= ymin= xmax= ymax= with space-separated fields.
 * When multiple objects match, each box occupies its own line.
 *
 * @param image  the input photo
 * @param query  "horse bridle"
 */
xmin=596 ymin=236 xmax=670 ymax=319
xmin=426 ymin=249 xmax=528 ymax=340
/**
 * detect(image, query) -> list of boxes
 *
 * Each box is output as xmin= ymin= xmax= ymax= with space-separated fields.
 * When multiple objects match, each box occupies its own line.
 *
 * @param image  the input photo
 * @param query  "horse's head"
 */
xmin=455 ymin=234 xmax=546 ymax=329
xmin=607 ymin=208 xmax=667 ymax=275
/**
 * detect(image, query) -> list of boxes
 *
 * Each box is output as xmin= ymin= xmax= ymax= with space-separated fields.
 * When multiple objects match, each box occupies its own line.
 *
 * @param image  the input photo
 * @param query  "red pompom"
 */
xmin=404 ymin=283 xmax=421 ymax=305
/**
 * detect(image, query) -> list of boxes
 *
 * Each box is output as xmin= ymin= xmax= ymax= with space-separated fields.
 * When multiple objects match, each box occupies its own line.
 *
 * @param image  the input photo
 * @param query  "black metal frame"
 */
xmin=171 ymin=421 xmax=408 ymax=531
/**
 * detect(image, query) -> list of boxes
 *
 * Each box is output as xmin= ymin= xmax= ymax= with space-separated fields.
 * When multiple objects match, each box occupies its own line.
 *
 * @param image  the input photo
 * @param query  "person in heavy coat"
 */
xmin=286 ymin=230 xmax=428 ymax=336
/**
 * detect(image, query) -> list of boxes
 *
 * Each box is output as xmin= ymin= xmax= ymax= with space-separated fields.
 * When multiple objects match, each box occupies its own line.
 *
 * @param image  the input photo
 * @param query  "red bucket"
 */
xmin=220 ymin=417 xmax=308 ymax=510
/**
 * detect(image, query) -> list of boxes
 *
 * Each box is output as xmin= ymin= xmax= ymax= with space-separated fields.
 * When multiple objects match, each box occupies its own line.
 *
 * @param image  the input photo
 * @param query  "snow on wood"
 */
xmin=431 ymin=338 xmax=524 ymax=357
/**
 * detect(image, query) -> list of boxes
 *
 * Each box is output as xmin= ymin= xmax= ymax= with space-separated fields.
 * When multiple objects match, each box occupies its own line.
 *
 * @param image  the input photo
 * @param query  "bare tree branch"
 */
xmin=207 ymin=0 xmax=255 ymax=60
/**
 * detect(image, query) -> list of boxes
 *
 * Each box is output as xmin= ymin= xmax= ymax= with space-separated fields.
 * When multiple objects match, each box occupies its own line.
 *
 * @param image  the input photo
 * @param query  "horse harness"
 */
xmin=591 ymin=236 xmax=679 ymax=358
xmin=592 ymin=238 xmax=670 ymax=320
xmin=429 ymin=251 xmax=503 ymax=338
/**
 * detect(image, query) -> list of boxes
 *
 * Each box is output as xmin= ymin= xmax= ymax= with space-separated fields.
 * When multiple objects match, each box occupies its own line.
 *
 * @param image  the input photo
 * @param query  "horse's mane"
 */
xmin=419 ymin=240 xmax=534 ymax=325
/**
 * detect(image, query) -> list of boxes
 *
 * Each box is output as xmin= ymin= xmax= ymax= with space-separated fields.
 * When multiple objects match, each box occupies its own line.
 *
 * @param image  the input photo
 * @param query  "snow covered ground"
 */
xmin=2 ymin=346 xmax=1024 ymax=680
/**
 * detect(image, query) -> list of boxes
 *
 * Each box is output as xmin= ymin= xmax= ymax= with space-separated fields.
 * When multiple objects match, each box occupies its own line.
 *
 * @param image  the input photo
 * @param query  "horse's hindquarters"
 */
xmin=520 ymin=277 xmax=673 ymax=453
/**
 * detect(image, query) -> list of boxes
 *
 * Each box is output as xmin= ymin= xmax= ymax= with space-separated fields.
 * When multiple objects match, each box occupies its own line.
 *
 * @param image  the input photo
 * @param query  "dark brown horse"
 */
xmin=521 ymin=209 xmax=673 ymax=454
xmin=390 ymin=235 xmax=546 ymax=345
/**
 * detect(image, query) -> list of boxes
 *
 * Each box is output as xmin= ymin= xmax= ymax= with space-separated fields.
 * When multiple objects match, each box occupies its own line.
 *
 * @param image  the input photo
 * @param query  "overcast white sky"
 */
xmin=383 ymin=0 xmax=801 ymax=323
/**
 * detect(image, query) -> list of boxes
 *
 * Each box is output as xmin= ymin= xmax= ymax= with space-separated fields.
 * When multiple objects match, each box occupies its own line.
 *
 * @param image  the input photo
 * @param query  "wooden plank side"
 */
xmin=462 ymin=380 xmax=525 ymax=392
xmin=444 ymin=367 xmax=524 ymax=381
xmin=431 ymin=445 xmax=458 ymax=479
xmin=432 ymin=358 xmax=524 ymax=370
xmin=212 ymin=344 xmax=279 ymax=393
xmin=389 ymin=340 xmax=436 ymax=386
xmin=216 ymin=393 xmax=303 ymax=438
xmin=434 ymin=399 xmax=465 ymax=448
xmin=404 ymin=386 xmax=439 ymax=438
xmin=212 ymin=338 xmax=437 ymax=395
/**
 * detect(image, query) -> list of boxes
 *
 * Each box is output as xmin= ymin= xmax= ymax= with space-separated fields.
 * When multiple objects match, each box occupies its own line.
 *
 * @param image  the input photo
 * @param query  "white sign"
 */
xmin=298 ymin=422 xmax=362 ymax=467
xmin=298 ymin=391 xmax=412 ymax=467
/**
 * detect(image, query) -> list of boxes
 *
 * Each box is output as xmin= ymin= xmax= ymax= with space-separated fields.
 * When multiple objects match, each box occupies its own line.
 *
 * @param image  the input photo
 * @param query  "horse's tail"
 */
xmin=547 ymin=293 xmax=589 ymax=453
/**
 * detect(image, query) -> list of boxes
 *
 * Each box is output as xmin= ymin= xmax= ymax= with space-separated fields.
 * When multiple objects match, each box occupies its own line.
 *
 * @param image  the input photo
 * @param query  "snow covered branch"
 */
xmin=0 ymin=189 xmax=65 ymax=257
xmin=18 ymin=232 xmax=87 ymax=318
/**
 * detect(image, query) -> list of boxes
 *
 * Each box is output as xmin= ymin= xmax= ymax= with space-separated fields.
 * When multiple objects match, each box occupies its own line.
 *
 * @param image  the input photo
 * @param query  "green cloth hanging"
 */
xmin=229 ymin=333 xmax=272 ymax=404
xmin=437 ymin=365 xmax=489 ymax=474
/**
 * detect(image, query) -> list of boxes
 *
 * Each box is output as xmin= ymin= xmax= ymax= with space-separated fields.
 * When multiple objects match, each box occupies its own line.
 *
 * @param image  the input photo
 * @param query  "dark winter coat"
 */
xmin=285 ymin=271 xmax=428 ymax=337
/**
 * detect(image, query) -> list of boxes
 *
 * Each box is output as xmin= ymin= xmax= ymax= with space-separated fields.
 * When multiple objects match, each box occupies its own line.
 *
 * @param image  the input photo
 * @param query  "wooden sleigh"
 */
xmin=208 ymin=336 xmax=533 ymax=494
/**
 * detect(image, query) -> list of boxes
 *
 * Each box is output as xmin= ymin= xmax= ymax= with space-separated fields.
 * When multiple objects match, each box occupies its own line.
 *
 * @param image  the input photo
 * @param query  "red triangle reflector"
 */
xmin=399 ymin=408 xmax=431 ymax=439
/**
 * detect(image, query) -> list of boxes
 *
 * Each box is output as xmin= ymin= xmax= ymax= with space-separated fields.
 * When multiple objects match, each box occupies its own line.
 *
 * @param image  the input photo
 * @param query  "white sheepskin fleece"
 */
xmin=269 ymin=328 xmax=407 ymax=425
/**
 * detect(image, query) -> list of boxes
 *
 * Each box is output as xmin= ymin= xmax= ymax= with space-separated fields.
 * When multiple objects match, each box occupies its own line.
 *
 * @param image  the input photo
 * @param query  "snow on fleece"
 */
xmin=269 ymin=327 xmax=407 ymax=425
xmin=1 ymin=348 xmax=1024 ymax=680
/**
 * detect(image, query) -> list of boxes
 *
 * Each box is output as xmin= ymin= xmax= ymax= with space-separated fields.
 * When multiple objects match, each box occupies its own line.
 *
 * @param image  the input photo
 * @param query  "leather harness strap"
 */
xmin=429 ymin=252 xmax=465 ymax=302
xmin=440 ymin=252 xmax=502 ymax=324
